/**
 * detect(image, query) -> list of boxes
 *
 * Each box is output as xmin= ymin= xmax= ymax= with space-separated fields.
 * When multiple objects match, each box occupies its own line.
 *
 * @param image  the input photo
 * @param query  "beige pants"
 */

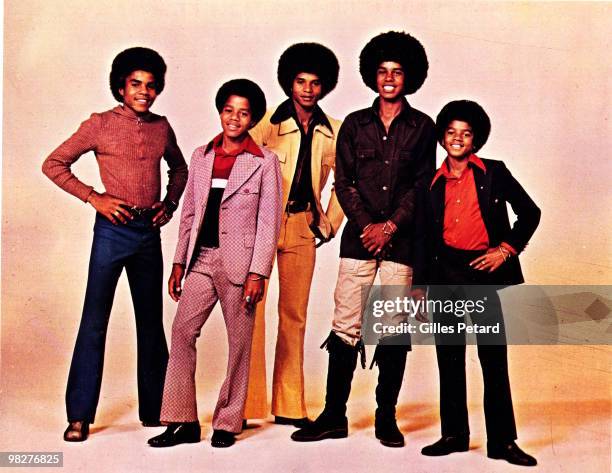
xmin=244 ymin=210 xmax=316 ymax=419
xmin=332 ymin=258 xmax=413 ymax=346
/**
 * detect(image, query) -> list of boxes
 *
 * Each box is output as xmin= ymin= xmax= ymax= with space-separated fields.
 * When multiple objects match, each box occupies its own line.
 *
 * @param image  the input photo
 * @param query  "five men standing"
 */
xmin=43 ymin=32 xmax=540 ymax=466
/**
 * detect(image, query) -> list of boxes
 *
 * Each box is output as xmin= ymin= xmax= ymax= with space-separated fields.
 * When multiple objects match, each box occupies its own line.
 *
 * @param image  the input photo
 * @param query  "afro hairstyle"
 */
xmin=436 ymin=100 xmax=491 ymax=153
xmin=359 ymin=31 xmax=428 ymax=95
xmin=215 ymin=79 xmax=267 ymax=126
xmin=277 ymin=43 xmax=339 ymax=99
xmin=109 ymin=47 xmax=167 ymax=102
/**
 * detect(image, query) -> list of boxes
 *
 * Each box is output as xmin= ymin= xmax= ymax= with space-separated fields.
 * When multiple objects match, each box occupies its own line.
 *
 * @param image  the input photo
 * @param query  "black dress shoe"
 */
xmin=63 ymin=421 xmax=89 ymax=442
xmin=148 ymin=422 xmax=200 ymax=447
xmin=421 ymin=436 xmax=469 ymax=456
xmin=487 ymin=441 xmax=537 ymax=466
xmin=274 ymin=416 xmax=313 ymax=428
xmin=374 ymin=414 xmax=404 ymax=448
xmin=141 ymin=420 xmax=162 ymax=427
xmin=291 ymin=412 xmax=348 ymax=442
xmin=211 ymin=429 xmax=235 ymax=448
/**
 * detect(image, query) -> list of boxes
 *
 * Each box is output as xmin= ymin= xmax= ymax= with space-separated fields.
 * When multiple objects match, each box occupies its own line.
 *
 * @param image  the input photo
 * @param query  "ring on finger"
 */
xmin=113 ymin=210 xmax=120 ymax=217
xmin=245 ymin=295 xmax=252 ymax=303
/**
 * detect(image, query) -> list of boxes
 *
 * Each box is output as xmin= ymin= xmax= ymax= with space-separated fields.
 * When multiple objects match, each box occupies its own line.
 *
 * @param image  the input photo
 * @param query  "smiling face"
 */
xmin=220 ymin=95 xmax=253 ymax=141
xmin=376 ymin=61 xmax=405 ymax=102
xmin=119 ymin=70 xmax=158 ymax=115
xmin=442 ymin=120 xmax=475 ymax=160
xmin=291 ymin=72 xmax=323 ymax=111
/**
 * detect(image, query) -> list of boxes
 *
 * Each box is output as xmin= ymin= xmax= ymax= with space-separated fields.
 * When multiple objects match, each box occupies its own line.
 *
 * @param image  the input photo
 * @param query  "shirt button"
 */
xmin=383 ymin=136 xmax=388 ymax=141
xmin=384 ymin=160 xmax=390 ymax=165
xmin=456 ymin=199 xmax=461 ymax=203
xmin=382 ymin=186 xmax=388 ymax=191
xmin=455 ymin=218 xmax=459 ymax=222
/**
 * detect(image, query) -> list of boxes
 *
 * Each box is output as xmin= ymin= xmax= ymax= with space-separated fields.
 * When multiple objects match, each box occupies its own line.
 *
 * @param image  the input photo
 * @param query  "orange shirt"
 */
xmin=431 ymin=155 xmax=517 ymax=254
xmin=431 ymin=155 xmax=489 ymax=250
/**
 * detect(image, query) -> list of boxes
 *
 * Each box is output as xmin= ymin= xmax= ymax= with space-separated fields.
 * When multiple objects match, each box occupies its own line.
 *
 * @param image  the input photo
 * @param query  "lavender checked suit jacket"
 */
xmin=173 ymin=143 xmax=283 ymax=285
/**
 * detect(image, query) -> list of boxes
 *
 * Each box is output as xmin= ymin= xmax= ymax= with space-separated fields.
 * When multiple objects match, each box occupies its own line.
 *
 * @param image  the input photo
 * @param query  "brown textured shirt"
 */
xmin=42 ymin=105 xmax=188 ymax=208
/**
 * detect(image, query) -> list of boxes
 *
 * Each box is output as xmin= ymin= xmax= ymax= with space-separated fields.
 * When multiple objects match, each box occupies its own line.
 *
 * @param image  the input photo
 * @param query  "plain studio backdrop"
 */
xmin=1 ymin=1 xmax=610 ymax=472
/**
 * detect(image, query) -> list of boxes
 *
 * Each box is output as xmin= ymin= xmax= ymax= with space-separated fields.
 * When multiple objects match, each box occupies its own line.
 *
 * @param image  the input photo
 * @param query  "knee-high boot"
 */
xmin=373 ymin=344 xmax=408 ymax=447
xmin=291 ymin=331 xmax=359 ymax=442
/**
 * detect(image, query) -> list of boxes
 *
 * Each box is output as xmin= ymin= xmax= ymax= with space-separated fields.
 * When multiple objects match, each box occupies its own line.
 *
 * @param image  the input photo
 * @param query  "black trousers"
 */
xmin=429 ymin=245 xmax=517 ymax=442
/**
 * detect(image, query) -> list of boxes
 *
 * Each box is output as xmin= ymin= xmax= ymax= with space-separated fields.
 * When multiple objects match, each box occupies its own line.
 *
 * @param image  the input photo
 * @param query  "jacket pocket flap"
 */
xmin=357 ymin=148 xmax=375 ymax=159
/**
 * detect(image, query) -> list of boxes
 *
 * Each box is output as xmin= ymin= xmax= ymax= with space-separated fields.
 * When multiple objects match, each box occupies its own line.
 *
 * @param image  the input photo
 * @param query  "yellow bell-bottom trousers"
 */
xmin=244 ymin=210 xmax=316 ymax=419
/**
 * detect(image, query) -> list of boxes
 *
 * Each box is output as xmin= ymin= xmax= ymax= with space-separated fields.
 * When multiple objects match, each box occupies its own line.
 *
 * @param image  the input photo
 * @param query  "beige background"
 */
xmin=1 ymin=1 xmax=610 ymax=472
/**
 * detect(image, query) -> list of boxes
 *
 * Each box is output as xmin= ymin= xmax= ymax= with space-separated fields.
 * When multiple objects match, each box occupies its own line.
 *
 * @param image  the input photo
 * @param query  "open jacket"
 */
xmin=249 ymin=104 xmax=344 ymax=240
xmin=173 ymin=142 xmax=283 ymax=285
xmin=413 ymin=158 xmax=541 ymax=286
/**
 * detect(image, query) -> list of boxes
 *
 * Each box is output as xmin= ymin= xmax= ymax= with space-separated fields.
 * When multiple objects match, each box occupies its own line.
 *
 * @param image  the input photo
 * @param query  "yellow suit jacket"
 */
xmin=249 ymin=104 xmax=344 ymax=240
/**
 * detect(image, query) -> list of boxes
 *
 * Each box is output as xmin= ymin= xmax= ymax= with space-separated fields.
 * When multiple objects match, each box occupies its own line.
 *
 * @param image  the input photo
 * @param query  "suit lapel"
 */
xmin=474 ymin=165 xmax=492 ymax=222
xmin=278 ymin=118 xmax=298 ymax=136
xmin=196 ymin=148 xmax=215 ymax=208
xmin=222 ymin=152 xmax=261 ymax=202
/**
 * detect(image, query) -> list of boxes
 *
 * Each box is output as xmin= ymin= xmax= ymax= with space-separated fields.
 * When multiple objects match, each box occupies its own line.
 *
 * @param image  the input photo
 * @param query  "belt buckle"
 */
xmin=128 ymin=206 xmax=152 ymax=218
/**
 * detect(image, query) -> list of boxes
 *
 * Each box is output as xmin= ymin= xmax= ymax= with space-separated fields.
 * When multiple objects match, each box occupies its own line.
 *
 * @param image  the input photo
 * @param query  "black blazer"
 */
xmin=413 ymin=158 xmax=541 ymax=286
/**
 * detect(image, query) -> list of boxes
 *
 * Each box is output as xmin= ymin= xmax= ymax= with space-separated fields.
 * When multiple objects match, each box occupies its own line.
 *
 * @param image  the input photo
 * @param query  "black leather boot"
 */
xmin=291 ymin=332 xmax=358 ymax=442
xmin=372 ymin=343 xmax=408 ymax=447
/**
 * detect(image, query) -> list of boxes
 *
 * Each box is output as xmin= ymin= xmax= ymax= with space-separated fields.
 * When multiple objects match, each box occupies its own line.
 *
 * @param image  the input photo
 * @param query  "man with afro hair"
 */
xmin=415 ymin=100 xmax=540 ymax=466
xmin=291 ymin=31 xmax=436 ymax=448
xmin=43 ymin=46 xmax=188 ymax=442
xmin=244 ymin=43 xmax=344 ymax=427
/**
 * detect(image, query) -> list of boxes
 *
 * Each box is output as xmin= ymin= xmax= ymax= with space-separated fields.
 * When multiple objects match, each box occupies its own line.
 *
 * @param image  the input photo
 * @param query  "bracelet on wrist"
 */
xmin=382 ymin=220 xmax=397 ymax=236
xmin=498 ymin=246 xmax=510 ymax=262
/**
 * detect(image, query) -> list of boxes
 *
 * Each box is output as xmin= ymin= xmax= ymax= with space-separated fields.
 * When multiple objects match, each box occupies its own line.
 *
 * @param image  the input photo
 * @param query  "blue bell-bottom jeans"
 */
xmin=66 ymin=213 xmax=168 ymax=423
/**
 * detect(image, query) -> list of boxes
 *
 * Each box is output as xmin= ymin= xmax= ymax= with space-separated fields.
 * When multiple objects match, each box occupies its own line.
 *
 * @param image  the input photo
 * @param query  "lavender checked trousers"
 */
xmin=160 ymin=247 xmax=255 ymax=433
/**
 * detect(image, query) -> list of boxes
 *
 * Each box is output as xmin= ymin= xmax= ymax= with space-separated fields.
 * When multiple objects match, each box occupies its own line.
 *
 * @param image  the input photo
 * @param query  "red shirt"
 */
xmin=431 ymin=155 xmax=517 ymax=254
xmin=210 ymin=132 xmax=263 ymax=181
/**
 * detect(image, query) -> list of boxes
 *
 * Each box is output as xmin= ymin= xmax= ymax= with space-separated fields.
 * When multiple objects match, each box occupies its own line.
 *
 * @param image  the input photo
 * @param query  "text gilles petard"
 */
xmin=369 ymin=295 xmax=501 ymax=335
